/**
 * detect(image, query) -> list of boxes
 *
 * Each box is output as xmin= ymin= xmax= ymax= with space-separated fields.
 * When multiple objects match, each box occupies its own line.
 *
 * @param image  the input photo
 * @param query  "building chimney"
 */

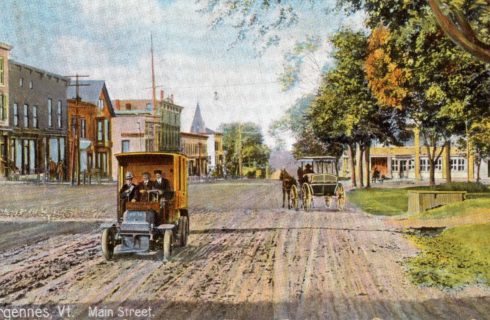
xmin=160 ymin=90 xmax=164 ymax=103
xmin=115 ymin=100 xmax=120 ymax=110
xmin=170 ymin=94 xmax=174 ymax=103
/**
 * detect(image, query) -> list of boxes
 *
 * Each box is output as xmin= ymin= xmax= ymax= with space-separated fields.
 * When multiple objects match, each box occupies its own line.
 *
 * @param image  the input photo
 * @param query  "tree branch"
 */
xmin=428 ymin=0 xmax=490 ymax=63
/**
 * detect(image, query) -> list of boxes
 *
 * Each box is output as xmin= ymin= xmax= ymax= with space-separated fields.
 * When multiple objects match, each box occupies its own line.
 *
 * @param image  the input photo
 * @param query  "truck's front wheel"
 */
xmin=101 ymin=228 xmax=115 ymax=260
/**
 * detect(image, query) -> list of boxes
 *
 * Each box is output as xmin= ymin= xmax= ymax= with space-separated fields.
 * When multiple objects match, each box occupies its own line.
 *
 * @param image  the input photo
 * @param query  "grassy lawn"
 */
xmin=349 ymin=183 xmax=490 ymax=288
xmin=349 ymin=182 xmax=490 ymax=216
xmin=413 ymin=198 xmax=490 ymax=220
xmin=348 ymin=188 xmax=408 ymax=216
xmin=406 ymin=223 xmax=490 ymax=288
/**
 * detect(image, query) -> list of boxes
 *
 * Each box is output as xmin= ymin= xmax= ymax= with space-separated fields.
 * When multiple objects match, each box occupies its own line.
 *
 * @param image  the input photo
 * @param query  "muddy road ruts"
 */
xmin=0 ymin=181 xmax=488 ymax=319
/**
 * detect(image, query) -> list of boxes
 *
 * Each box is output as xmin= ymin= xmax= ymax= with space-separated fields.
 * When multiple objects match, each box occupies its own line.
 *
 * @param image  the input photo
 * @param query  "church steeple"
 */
xmin=190 ymin=102 xmax=206 ymax=133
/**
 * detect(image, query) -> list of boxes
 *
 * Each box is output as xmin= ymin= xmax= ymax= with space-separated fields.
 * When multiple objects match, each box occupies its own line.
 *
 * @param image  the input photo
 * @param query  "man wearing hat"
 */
xmin=152 ymin=170 xmax=171 ymax=199
xmin=120 ymin=171 xmax=140 ymax=203
xmin=139 ymin=172 xmax=154 ymax=202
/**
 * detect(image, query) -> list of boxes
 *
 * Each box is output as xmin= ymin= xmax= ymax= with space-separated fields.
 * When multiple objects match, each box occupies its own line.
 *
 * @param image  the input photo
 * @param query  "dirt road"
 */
xmin=0 ymin=182 xmax=488 ymax=319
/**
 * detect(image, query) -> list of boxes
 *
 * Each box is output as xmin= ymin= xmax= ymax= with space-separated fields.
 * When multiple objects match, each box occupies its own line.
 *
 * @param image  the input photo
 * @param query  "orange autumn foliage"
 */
xmin=365 ymin=26 xmax=410 ymax=109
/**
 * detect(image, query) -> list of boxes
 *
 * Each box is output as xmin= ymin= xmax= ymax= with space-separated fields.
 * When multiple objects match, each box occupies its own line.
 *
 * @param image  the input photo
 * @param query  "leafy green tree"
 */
xmin=470 ymin=119 xmax=490 ymax=182
xmin=354 ymin=0 xmax=489 ymax=185
xmin=309 ymin=29 xmax=406 ymax=188
xmin=220 ymin=122 xmax=270 ymax=176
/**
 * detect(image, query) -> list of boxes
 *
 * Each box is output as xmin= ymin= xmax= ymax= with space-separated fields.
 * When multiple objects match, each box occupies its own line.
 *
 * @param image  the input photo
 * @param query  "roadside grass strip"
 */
xmin=348 ymin=188 xmax=408 ymax=216
xmin=413 ymin=198 xmax=490 ymax=220
xmin=406 ymin=223 xmax=490 ymax=288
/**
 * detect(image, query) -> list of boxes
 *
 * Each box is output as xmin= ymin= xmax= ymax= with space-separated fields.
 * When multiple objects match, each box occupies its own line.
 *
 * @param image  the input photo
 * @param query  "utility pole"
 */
xmin=151 ymin=34 xmax=157 ymax=115
xmin=66 ymin=74 xmax=90 ymax=186
xmin=237 ymin=123 xmax=242 ymax=177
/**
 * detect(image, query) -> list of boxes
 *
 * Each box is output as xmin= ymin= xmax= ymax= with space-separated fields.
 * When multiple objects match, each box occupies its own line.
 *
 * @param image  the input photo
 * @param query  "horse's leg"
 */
xmin=287 ymin=189 xmax=291 ymax=209
xmin=282 ymin=188 xmax=285 ymax=208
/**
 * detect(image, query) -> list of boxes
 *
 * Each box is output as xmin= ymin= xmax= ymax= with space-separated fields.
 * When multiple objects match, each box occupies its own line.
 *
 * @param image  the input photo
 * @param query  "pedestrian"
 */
xmin=56 ymin=161 xmax=64 ymax=183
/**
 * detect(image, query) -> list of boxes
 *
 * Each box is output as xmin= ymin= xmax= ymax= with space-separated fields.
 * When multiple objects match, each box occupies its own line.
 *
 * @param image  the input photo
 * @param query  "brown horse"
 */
xmin=279 ymin=169 xmax=297 ymax=209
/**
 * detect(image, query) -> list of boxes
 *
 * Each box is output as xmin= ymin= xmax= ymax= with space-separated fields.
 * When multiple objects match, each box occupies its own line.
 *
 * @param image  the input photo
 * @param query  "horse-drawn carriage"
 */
xmin=283 ymin=156 xmax=346 ymax=211
xmin=100 ymin=152 xmax=189 ymax=261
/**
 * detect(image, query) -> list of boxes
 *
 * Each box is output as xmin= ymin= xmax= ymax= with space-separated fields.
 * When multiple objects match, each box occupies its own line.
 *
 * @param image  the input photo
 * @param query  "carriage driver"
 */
xmin=120 ymin=171 xmax=140 ymax=202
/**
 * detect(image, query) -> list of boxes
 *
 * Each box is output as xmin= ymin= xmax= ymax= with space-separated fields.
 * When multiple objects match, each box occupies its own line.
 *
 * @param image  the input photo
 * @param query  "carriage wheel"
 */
xmin=336 ymin=183 xmax=346 ymax=211
xmin=302 ymin=183 xmax=313 ymax=211
xmin=290 ymin=184 xmax=299 ymax=210
xmin=178 ymin=216 xmax=189 ymax=247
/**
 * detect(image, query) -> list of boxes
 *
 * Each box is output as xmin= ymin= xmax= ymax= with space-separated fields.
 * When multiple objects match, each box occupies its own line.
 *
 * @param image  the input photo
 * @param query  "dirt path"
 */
xmin=0 ymin=181 xmax=488 ymax=319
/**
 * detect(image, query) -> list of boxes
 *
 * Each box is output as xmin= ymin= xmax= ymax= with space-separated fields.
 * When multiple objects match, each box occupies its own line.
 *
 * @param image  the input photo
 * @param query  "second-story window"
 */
xmin=122 ymin=140 xmax=130 ymax=152
xmin=57 ymin=100 xmax=62 ymax=128
xmin=13 ymin=103 xmax=18 ymax=126
xmin=71 ymin=116 xmax=76 ymax=137
xmin=97 ymin=120 xmax=103 ymax=142
xmin=104 ymin=119 xmax=109 ymax=142
xmin=80 ymin=118 xmax=86 ymax=138
xmin=0 ymin=57 xmax=4 ymax=85
xmin=29 ymin=80 xmax=33 ymax=89
xmin=19 ymin=77 xmax=23 ymax=87
xmin=23 ymin=104 xmax=29 ymax=127
xmin=32 ymin=106 xmax=38 ymax=128
xmin=48 ymin=98 xmax=52 ymax=127
xmin=97 ymin=99 xmax=104 ymax=110
xmin=0 ymin=94 xmax=5 ymax=120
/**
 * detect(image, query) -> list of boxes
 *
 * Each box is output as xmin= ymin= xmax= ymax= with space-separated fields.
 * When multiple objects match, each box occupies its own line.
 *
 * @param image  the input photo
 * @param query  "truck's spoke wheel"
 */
xmin=101 ymin=228 xmax=114 ymax=260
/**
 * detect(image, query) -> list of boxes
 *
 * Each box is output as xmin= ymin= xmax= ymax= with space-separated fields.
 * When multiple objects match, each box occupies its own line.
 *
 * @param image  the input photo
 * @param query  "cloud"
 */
xmin=78 ymin=0 xmax=164 ymax=28
xmin=1 ymin=1 xmax=366 ymax=149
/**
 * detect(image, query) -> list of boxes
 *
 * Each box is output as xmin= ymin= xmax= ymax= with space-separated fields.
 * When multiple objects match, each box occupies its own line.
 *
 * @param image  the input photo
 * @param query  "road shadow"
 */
xmin=190 ymin=226 xmax=404 ymax=235
xmin=0 ymin=221 xmax=100 ymax=252
xmin=3 ymin=295 xmax=489 ymax=320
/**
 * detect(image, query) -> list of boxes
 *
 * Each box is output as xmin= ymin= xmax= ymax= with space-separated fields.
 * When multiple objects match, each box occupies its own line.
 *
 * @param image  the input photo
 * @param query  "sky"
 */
xmin=0 ymin=0 xmax=364 ymax=148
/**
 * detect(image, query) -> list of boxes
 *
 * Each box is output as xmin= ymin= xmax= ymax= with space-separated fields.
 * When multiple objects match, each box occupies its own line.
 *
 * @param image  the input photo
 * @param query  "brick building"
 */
xmin=67 ymin=80 xmax=115 ymax=181
xmin=111 ymin=94 xmax=183 ymax=180
xmin=180 ymin=132 xmax=208 ymax=176
xmin=0 ymin=43 xmax=69 ymax=180
xmin=0 ymin=43 xmax=12 ymax=179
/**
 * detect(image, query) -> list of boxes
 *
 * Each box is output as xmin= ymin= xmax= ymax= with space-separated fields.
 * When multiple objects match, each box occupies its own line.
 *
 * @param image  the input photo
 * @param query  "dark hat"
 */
xmin=154 ymin=170 xmax=162 ymax=175
xmin=142 ymin=172 xmax=150 ymax=177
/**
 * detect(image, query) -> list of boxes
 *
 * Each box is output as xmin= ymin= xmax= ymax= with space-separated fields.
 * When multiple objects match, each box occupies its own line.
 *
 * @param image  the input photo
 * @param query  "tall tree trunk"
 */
xmin=335 ymin=156 xmax=340 ymax=176
xmin=348 ymin=144 xmax=357 ymax=187
xmin=476 ymin=158 xmax=481 ymax=183
xmin=358 ymin=144 xmax=364 ymax=188
xmin=445 ymin=140 xmax=452 ymax=183
xmin=423 ymin=131 xmax=444 ymax=187
xmin=429 ymin=159 xmax=436 ymax=186
xmin=365 ymin=143 xmax=371 ymax=188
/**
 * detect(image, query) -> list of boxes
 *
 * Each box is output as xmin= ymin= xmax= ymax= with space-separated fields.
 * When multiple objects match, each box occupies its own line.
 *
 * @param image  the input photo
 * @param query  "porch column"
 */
xmin=387 ymin=155 xmax=392 ymax=178
xmin=442 ymin=146 xmax=448 ymax=180
xmin=468 ymin=139 xmax=475 ymax=181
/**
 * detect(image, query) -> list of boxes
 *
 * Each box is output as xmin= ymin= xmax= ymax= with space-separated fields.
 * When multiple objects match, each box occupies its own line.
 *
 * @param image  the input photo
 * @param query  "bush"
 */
xmin=435 ymin=182 xmax=489 ymax=193
xmin=408 ymin=182 xmax=490 ymax=193
xmin=246 ymin=170 xmax=256 ymax=179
